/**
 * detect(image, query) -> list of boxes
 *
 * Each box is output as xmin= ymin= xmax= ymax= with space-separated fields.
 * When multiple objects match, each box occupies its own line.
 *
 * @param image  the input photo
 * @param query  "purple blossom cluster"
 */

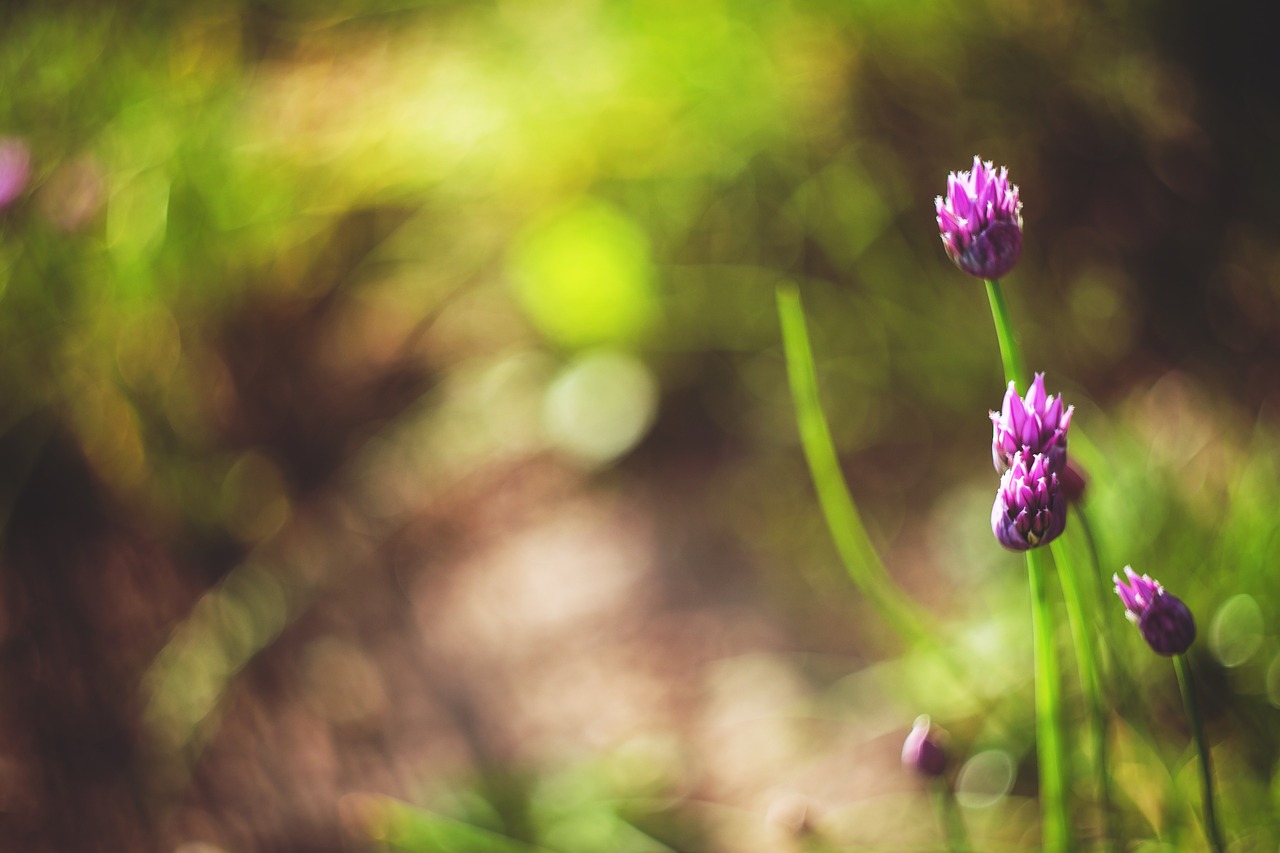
xmin=988 ymin=374 xmax=1073 ymax=551
xmin=923 ymin=156 xmax=1215 ymax=846
xmin=991 ymin=452 xmax=1067 ymax=551
xmin=906 ymin=157 xmax=1211 ymax=815
xmin=990 ymin=374 xmax=1074 ymax=474
xmin=936 ymin=156 xmax=1023 ymax=280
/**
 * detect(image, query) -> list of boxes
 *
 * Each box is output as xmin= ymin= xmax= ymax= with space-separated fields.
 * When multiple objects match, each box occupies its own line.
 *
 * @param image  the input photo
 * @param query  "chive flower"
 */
xmin=1114 ymin=566 xmax=1196 ymax=656
xmin=991 ymin=452 xmax=1066 ymax=551
xmin=902 ymin=715 xmax=948 ymax=777
xmin=990 ymin=373 xmax=1074 ymax=474
xmin=936 ymin=156 xmax=1023 ymax=279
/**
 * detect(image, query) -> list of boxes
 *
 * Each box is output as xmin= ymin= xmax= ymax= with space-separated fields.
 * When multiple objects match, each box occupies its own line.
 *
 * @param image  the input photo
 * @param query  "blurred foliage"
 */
xmin=3 ymin=0 xmax=1280 ymax=850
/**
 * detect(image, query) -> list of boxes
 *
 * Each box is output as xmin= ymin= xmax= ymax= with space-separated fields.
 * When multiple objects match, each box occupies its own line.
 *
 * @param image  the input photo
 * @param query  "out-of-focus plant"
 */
xmin=772 ymin=148 xmax=1272 ymax=853
xmin=4 ymin=1 xmax=1280 ymax=851
xmin=1116 ymin=567 xmax=1223 ymax=852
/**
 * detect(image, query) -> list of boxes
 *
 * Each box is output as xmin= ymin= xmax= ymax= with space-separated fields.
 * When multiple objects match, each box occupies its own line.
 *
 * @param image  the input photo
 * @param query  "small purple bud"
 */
xmin=902 ymin=715 xmax=948 ymax=777
xmin=936 ymin=156 xmax=1024 ymax=279
xmin=1114 ymin=566 xmax=1196 ymax=656
xmin=991 ymin=452 xmax=1067 ymax=551
xmin=0 ymin=137 xmax=32 ymax=209
xmin=990 ymin=372 xmax=1074 ymax=474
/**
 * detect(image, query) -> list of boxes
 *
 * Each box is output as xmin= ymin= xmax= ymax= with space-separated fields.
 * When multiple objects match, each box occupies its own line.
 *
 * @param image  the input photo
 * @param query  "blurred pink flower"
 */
xmin=0 ymin=137 xmax=32 ymax=209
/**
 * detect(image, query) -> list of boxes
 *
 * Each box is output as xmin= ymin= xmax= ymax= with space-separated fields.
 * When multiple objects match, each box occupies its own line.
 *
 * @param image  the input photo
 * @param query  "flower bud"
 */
xmin=991 ymin=452 xmax=1067 ymax=551
xmin=990 ymin=373 xmax=1074 ymax=474
xmin=936 ymin=156 xmax=1024 ymax=279
xmin=1114 ymin=566 xmax=1196 ymax=656
xmin=902 ymin=715 xmax=948 ymax=778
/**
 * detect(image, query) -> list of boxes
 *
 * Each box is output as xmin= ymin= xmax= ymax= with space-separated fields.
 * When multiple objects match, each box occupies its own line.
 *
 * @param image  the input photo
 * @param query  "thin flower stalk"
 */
xmin=1175 ymin=654 xmax=1225 ymax=853
xmin=1114 ymin=569 xmax=1223 ymax=852
xmin=1027 ymin=546 xmax=1070 ymax=852
xmin=932 ymin=782 xmax=971 ymax=853
xmin=985 ymin=278 xmax=1026 ymax=390
xmin=953 ymin=153 xmax=1130 ymax=845
xmin=981 ymin=275 xmax=1074 ymax=851
xmin=937 ymin=155 xmax=1073 ymax=847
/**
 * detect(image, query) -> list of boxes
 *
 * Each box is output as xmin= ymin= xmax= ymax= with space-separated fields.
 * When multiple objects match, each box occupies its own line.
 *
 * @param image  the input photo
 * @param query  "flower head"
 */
xmin=0 ymin=138 xmax=31 ymax=209
xmin=990 ymin=373 xmax=1074 ymax=474
xmin=936 ymin=156 xmax=1023 ymax=279
xmin=1114 ymin=566 xmax=1196 ymax=656
xmin=991 ymin=452 xmax=1066 ymax=551
xmin=902 ymin=715 xmax=948 ymax=777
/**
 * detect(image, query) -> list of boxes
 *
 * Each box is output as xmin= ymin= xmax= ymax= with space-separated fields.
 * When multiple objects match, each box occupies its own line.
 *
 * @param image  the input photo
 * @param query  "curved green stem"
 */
xmin=775 ymin=284 xmax=939 ymax=653
xmin=984 ymin=278 xmax=1026 ymax=390
xmin=1027 ymin=547 xmax=1070 ymax=852
xmin=1175 ymin=654 xmax=1225 ymax=853
xmin=932 ymin=779 xmax=971 ymax=853
xmin=1071 ymin=504 xmax=1109 ymax=623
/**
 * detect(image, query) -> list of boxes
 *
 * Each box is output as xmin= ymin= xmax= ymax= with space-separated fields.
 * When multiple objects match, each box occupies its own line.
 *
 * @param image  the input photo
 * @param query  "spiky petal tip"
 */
xmin=936 ymin=155 xmax=1024 ymax=279
xmin=1114 ymin=566 xmax=1196 ymax=656
xmin=990 ymin=372 xmax=1074 ymax=474
xmin=991 ymin=452 xmax=1066 ymax=551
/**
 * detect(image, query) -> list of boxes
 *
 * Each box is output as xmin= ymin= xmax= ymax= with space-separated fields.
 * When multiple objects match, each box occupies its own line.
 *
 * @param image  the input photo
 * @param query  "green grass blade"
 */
xmin=775 ymin=283 xmax=935 ymax=650
xmin=1051 ymin=536 xmax=1113 ymax=850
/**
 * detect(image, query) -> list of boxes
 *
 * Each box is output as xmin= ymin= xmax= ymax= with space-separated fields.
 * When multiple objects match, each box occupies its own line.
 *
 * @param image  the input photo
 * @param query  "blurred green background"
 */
xmin=2 ymin=1 xmax=1279 ymax=850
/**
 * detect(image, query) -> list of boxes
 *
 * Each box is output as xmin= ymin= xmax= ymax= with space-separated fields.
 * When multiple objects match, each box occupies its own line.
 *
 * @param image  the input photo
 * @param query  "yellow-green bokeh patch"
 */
xmin=507 ymin=199 xmax=657 ymax=349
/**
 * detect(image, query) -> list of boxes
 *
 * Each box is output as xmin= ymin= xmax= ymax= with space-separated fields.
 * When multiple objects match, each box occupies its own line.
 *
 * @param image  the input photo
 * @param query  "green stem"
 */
xmin=1027 ymin=547 xmax=1071 ymax=852
xmin=1071 ymin=505 xmax=1109 ymax=630
xmin=985 ymin=276 xmax=1074 ymax=849
xmin=984 ymin=278 xmax=1026 ymax=389
xmin=932 ymin=779 xmax=971 ymax=853
xmin=1051 ymin=538 xmax=1113 ymax=851
xmin=775 ymin=284 xmax=940 ymax=653
xmin=1175 ymin=654 xmax=1225 ymax=853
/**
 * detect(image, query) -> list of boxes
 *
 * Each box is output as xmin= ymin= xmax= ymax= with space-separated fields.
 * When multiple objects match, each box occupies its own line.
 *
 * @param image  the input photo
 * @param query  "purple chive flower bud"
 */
xmin=902 ymin=715 xmax=948 ymax=777
xmin=991 ymin=452 xmax=1066 ymax=551
xmin=990 ymin=372 xmax=1074 ymax=474
xmin=936 ymin=156 xmax=1023 ymax=279
xmin=1114 ymin=566 xmax=1196 ymax=656
xmin=0 ymin=138 xmax=31 ymax=209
